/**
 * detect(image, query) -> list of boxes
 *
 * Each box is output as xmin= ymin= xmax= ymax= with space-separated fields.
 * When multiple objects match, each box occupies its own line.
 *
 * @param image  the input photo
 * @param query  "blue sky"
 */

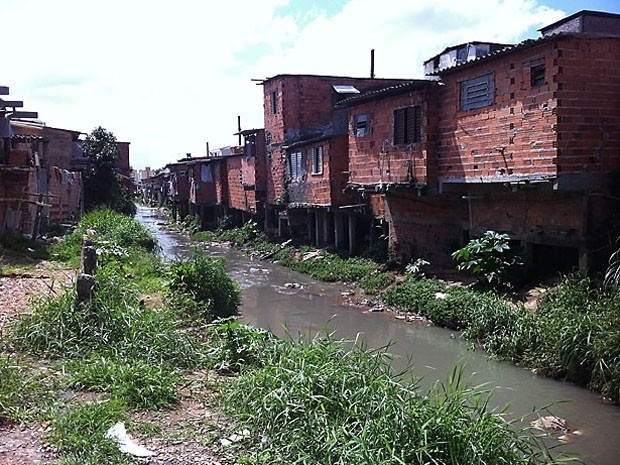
xmin=1 ymin=0 xmax=618 ymax=170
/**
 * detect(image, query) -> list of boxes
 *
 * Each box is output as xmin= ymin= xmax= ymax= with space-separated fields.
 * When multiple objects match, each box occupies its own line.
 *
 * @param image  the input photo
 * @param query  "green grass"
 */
xmin=47 ymin=398 xmax=132 ymax=465
xmin=68 ymin=356 xmax=181 ymax=410
xmin=0 ymin=355 xmax=61 ymax=424
xmin=224 ymin=332 xmax=566 ymax=465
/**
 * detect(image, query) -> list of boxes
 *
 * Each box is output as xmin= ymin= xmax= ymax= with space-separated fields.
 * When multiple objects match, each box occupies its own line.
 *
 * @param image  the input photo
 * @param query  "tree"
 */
xmin=83 ymin=126 xmax=135 ymax=216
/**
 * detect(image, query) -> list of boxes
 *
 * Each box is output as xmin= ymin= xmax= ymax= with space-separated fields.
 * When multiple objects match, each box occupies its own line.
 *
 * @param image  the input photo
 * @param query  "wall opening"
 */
xmin=531 ymin=243 xmax=579 ymax=277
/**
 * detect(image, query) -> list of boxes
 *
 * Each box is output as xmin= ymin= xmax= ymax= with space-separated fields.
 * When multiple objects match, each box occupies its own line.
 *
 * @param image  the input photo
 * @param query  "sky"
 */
xmin=2 ymin=0 xmax=619 ymax=171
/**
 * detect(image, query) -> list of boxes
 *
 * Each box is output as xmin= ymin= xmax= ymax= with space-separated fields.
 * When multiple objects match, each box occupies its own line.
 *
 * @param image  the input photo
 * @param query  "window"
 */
xmin=271 ymin=90 xmax=278 ymax=114
xmin=393 ymin=106 xmax=422 ymax=145
xmin=530 ymin=64 xmax=546 ymax=87
xmin=288 ymin=151 xmax=303 ymax=180
xmin=460 ymin=73 xmax=494 ymax=110
xmin=354 ymin=114 xmax=370 ymax=137
xmin=311 ymin=146 xmax=323 ymax=175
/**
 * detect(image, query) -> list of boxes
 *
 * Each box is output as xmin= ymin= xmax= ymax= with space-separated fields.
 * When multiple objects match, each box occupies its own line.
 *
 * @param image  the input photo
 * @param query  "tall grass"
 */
xmin=11 ymin=262 xmax=201 ymax=367
xmin=0 ymin=355 xmax=60 ymax=424
xmin=224 ymin=332 xmax=566 ymax=465
xmin=51 ymin=208 xmax=158 ymax=263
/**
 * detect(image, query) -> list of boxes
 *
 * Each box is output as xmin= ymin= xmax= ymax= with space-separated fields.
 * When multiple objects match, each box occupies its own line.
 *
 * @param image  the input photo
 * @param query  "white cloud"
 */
xmin=1 ymin=0 xmax=565 ymax=170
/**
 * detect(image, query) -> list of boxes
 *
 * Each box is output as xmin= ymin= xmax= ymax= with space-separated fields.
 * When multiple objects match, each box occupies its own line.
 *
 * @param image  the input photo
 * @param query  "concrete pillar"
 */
xmin=348 ymin=212 xmax=356 ymax=255
xmin=335 ymin=212 xmax=344 ymax=249
xmin=323 ymin=210 xmax=332 ymax=246
xmin=314 ymin=210 xmax=321 ymax=246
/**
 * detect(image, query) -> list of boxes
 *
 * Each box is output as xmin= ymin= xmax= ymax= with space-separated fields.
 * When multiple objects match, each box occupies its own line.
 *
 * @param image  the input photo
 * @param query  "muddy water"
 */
xmin=137 ymin=206 xmax=620 ymax=465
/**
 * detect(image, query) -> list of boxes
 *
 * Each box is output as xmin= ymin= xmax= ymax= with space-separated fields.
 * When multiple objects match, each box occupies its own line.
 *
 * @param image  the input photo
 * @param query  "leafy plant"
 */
xmin=405 ymin=257 xmax=430 ymax=279
xmin=451 ymin=231 xmax=524 ymax=290
xmin=167 ymin=247 xmax=241 ymax=322
xmin=358 ymin=271 xmax=393 ymax=295
xmin=206 ymin=318 xmax=277 ymax=373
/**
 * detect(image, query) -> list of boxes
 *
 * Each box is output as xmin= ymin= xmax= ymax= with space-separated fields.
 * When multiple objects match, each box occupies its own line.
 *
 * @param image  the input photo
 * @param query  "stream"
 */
xmin=137 ymin=206 xmax=620 ymax=465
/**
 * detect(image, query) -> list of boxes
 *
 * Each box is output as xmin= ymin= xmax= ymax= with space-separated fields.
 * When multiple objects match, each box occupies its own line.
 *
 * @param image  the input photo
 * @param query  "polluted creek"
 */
xmin=138 ymin=206 xmax=620 ymax=465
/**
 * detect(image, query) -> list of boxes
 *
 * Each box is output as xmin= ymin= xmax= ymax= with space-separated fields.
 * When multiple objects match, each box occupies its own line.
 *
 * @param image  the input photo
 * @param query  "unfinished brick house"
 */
xmin=260 ymin=74 xmax=412 ymax=252
xmin=418 ymin=9 xmax=620 ymax=273
xmin=11 ymin=121 xmax=85 ymax=224
xmin=225 ymin=128 xmax=267 ymax=226
xmin=338 ymin=79 xmax=462 ymax=264
xmin=0 ymin=89 xmax=85 ymax=237
xmin=166 ymin=155 xmax=229 ymax=229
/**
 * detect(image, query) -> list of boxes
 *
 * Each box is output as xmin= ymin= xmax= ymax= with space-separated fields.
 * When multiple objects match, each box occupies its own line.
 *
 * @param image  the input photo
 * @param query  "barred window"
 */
xmin=288 ymin=151 xmax=303 ymax=180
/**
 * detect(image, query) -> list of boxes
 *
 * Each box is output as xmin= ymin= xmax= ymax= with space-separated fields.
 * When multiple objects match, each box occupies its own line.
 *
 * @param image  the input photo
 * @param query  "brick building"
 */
xmin=225 ymin=128 xmax=266 ymax=226
xmin=423 ymin=9 xmax=620 ymax=273
xmin=260 ymin=74 xmax=412 ymax=251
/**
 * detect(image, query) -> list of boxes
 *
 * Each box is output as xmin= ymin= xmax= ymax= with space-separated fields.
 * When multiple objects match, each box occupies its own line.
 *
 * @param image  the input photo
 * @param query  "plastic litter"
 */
xmin=105 ymin=421 xmax=155 ymax=457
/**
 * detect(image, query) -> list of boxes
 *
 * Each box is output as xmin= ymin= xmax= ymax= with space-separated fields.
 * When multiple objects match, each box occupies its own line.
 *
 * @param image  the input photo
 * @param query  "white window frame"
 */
xmin=354 ymin=114 xmax=370 ymax=137
xmin=288 ymin=151 xmax=303 ymax=180
xmin=311 ymin=146 xmax=323 ymax=175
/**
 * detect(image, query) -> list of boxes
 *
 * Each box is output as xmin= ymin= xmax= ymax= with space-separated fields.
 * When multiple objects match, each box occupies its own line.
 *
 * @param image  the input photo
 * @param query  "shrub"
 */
xmin=206 ymin=319 xmax=278 ymax=374
xmin=167 ymin=247 xmax=241 ymax=322
xmin=451 ymin=230 xmax=524 ymax=291
xmin=51 ymin=208 xmax=157 ymax=262
xmin=359 ymin=271 xmax=394 ymax=295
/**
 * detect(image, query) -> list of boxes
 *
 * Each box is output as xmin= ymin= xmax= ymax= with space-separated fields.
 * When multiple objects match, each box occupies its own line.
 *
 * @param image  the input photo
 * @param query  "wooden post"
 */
xmin=76 ymin=233 xmax=97 ymax=303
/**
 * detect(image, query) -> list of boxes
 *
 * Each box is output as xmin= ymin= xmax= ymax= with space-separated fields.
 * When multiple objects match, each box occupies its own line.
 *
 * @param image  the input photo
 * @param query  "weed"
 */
xmin=47 ymin=398 xmax=131 ymax=465
xmin=358 ymin=271 xmax=393 ymax=295
xmin=451 ymin=230 xmax=524 ymax=291
xmin=168 ymin=247 xmax=241 ymax=322
xmin=206 ymin=319 xmax=278 ymax=373
xmin=225 ymin=332 xmax=562 ymax=464
xmin=0 ymin=355 xmax=60 ymax=424
xmin=68 ymin=357 xmax=181 ymax=410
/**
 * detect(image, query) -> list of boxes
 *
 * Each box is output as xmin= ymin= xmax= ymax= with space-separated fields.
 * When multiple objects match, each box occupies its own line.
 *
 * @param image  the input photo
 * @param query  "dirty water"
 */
xmin=137 ymin=206 xmax=620 ymax=465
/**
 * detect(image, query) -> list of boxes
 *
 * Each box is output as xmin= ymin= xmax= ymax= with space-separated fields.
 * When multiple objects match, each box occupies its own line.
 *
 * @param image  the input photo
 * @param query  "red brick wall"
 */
xmin=263 ymin=75 xmax=411 ymax=206
xmin=43 ymin=127 xmax=79 ymax=171
xmin=385 ymin=192 xmax=467 ymax=267
xmin=348 ymin=87 xmax=437 ymax=186
xmin=226 ymin=155 xmax=246 ymax=210
xmin=467 ymin=191 xmax=582 ymax=245
xmin=555 ymin=36 xmax=620 ymax=173
xmin=437 ymin=42 xmax=559 ymax=182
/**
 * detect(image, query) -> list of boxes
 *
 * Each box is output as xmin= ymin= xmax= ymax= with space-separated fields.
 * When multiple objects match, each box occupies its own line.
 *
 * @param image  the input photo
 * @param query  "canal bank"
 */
xmin=137 ymin=206 xmax=620 ymax=465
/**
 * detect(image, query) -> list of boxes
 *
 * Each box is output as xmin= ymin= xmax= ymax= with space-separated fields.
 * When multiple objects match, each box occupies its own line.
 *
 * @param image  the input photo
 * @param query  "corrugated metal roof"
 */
xmin=335 ymin=79 xmax=435 ymax=107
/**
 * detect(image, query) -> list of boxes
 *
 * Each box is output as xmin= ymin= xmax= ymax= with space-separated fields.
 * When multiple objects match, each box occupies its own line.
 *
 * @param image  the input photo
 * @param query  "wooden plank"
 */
xmin=10 ymin=111 xmax=38 ymax=119
xmin=0 ymin=100 xmax=23 ymax=108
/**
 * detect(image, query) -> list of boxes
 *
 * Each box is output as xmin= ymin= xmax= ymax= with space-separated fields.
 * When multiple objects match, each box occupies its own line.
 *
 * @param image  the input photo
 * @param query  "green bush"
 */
xmin=381 ymin=277 xmax=447 ymax=314
xmin=451 ymin=230 xmax=524 ymax=291
xmin=358 ymin=271 xmax=394 ymax=295
xmin=168 ymin=247 xmax=241 ymax=322
xmin=206 ymin=319 xmax=278 ymax=374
